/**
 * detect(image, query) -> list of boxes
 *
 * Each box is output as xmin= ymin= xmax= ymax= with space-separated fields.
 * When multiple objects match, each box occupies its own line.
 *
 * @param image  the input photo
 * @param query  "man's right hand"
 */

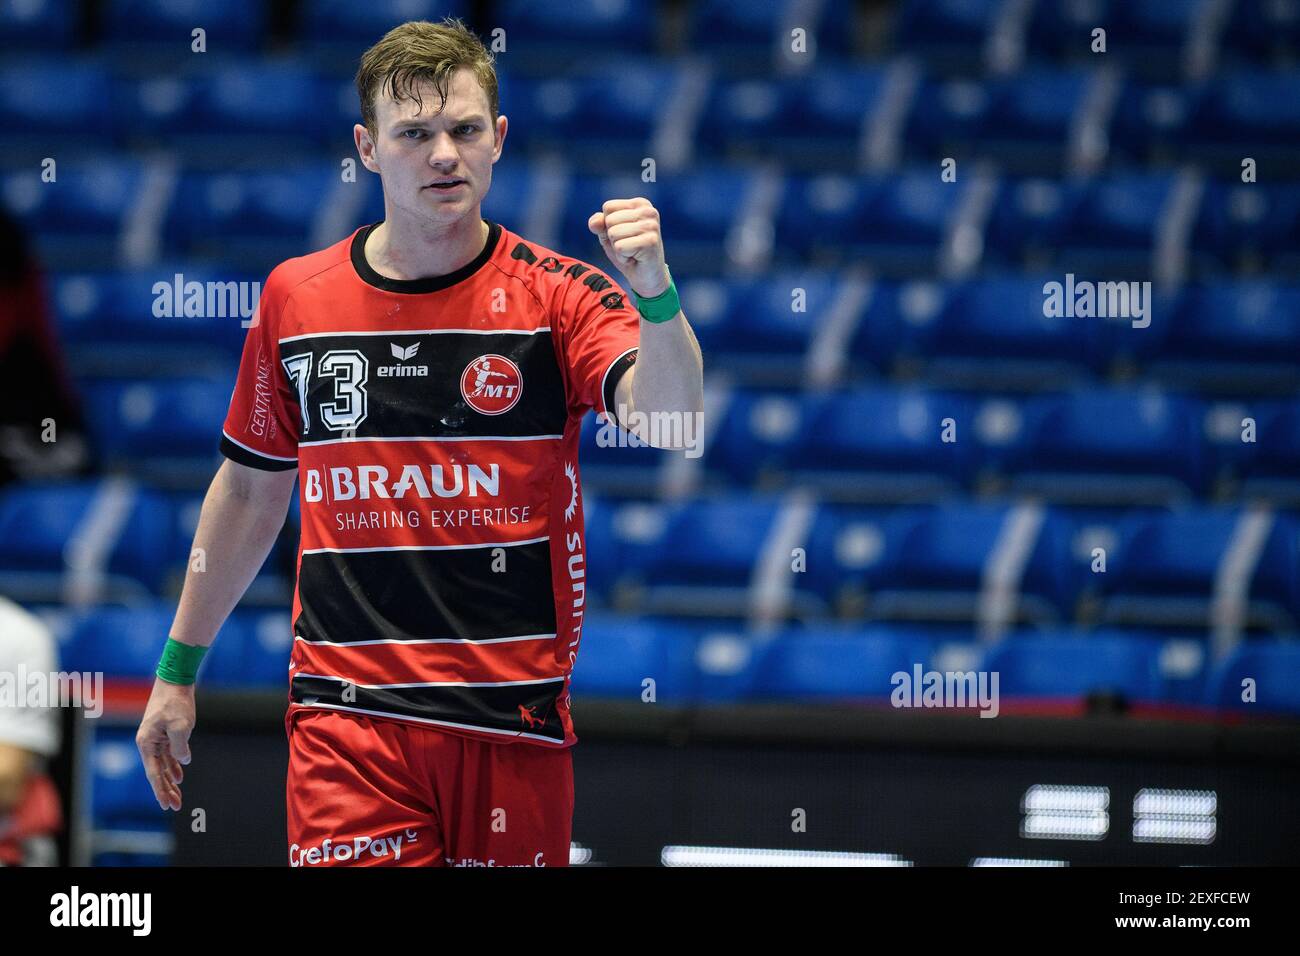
xmin=136 ymin=678 xmax=196 ymax=812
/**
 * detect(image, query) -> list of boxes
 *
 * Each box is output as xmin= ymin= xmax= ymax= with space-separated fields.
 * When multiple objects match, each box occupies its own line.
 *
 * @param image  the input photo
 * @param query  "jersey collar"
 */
xmin=351 ymin=219 xmax=502 ymax=294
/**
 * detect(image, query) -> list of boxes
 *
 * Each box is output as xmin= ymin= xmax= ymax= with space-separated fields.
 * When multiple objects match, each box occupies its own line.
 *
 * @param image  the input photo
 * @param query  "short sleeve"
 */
xmin=0 ymin=599 xmax=60 ymax=757
xmin=219 ymin=269 xmax=301 ymax=471
xmin=555 ymin=265 xmax=640 ymax=427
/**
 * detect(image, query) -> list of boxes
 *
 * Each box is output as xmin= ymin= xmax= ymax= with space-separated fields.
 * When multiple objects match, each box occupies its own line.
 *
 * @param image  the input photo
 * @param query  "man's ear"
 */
xmin=493 ymin=114 xmax=508 ymax=163
xmin=354 ymin=123 xmax=380 ymax=174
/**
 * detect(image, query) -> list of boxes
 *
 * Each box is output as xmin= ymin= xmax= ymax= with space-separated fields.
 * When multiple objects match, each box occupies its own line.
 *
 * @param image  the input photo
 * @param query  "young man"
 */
xmin=135 ymin=18 xmax=703 ymax=867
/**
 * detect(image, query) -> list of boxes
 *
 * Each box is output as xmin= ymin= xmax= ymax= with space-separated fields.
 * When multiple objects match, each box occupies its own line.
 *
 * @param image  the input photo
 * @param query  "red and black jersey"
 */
xmin=220 ymin=219 xmax=640 ymax=747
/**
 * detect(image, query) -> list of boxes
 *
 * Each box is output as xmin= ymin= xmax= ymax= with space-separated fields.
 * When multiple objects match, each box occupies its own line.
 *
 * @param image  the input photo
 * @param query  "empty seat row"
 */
xmin=34 ymin=600 xmax=1297 ymax=714
xmin=575 ymin=613 xmax=1300 ymax=715
xmin=585 ymin=387 xmax=1300 ymax=502
xmin=12 ymin=158 xmax=1300 ymax=277
xmin=5 ymin=54 xmax=1300 ymax=173
xmin=581 ymin=496 xmax=1300 ymax=627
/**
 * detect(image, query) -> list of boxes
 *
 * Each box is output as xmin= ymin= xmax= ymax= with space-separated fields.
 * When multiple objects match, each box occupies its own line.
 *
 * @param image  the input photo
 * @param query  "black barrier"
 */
xmin=155 ymin=692 xmax=1300 ymax=867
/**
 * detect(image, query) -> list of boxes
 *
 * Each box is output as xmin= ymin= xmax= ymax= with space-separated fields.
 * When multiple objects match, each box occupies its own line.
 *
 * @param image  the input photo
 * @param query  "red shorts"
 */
xmin=285 ymin=708 xmax=574 ymax=867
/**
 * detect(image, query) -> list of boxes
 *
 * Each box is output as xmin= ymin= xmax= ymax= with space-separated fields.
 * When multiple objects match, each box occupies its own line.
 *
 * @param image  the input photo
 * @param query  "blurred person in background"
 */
xmin=0 ymin=595 xmax=62 ymax=866
xmin=0 ymin=206 xmax=93 ymax=487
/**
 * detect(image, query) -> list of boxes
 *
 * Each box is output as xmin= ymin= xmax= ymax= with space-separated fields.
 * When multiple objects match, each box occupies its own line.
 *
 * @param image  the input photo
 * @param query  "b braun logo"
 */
xmin=379 ymin=340 xmax=428 ymax=378
xmin=461 ymin=354 xmax=523 ymax=415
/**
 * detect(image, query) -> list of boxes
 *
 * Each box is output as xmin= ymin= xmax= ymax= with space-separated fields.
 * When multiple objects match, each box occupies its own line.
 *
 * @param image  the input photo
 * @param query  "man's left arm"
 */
xmin=588 ymin=198 xmax=704 ymax=446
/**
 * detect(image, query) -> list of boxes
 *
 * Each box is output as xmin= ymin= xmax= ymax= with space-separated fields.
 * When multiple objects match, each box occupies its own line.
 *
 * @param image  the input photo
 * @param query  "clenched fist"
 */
xmin=587 ymin=198 xmax=671 ymax=299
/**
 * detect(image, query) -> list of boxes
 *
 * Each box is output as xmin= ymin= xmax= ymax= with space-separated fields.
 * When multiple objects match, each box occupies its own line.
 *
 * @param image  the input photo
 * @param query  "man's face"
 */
xmin=355 ymin=66 xmax=506 ymax=227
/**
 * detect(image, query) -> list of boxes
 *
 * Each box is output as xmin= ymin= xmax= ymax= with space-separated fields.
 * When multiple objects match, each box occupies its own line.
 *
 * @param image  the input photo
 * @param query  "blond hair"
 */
xmin=356 ymin=18 xmax=499 ymax=136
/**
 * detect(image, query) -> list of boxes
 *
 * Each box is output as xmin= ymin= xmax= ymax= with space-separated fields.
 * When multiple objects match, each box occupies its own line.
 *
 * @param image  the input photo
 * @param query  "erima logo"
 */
xmin=379 ymin=341 xmax=428 ymax=377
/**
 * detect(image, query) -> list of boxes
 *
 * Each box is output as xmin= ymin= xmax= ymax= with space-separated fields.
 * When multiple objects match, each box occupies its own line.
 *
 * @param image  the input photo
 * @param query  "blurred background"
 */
xmin=1 ymin=0 xmax=1299 ymax=866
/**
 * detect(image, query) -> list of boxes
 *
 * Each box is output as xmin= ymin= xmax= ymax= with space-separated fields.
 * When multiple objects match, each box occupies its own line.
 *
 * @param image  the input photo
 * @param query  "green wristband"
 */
xmin=632 ymin=270 xmax=681 ymax=324
xmin=156 ymin=637 xmax=208 ymax=686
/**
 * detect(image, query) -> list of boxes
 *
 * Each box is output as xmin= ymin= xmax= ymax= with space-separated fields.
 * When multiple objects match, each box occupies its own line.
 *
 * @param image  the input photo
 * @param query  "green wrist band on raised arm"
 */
xmin=156 ymin=637 xmax=208 ymax=686
xmin=632 ymin=268 xmax=681 ymax=324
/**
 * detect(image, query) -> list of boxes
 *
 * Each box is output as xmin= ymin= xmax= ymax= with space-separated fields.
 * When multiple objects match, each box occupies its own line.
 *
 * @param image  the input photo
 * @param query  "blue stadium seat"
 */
xmin=120 ymin=63 xmax=332 ymax=151
xmin=478 ymin=162 xmax=538 ymax=232
xmin=1223 ymin=0 xmax=1300 ymax=63
xmin=985 ymin=632 xmax=1165 ymax=702
xmin=1206 ymin=640 xmax=1300 ymax=716
xmin=167 ymin=164 xmax=340 ymax=258
xmin=1149 ymin=282 xmax=1300 ymax=391
xmin=677 ymin=271 xmax=841 ymax=385
xmin=1 ymin=157 xmax=146 ymax=248
xmin=51 ymin=268 xmax=253 ymax=373
xmin=630 ymin=497 xmax=779 ymax=591
xmin=1234 ymin=402 xmax=1300 ymax=503
xmin=577 ymin=493 xmax=622 ymax=606
xmin=793 ymin=387 xmax=980 ymax=496
xmin=568 ymin=613 xmax=697 ymax=703
xmin=687 ymin=0 xmax=857 ymax=62
xmin=1054 ymin=173 xmax=1179 ymax=269
xmin=1183 ymin=71 xmax=1300 ymax=150
xmin=1028 ymin=0 xmax=1200 ymax=72
xmin=0 ymin=481 xmax=176 ymax=599
xmin=198 ymin=609 xmax=292 ymax=687
xmin=984 ymin=178 xmax=1088 ymax=265
xmin=104 ymin=0 xmax=263 ymax=52
xmin=779 ymin=171 xmax=967 ymax=270
xmin=577 ymin=410 xmax=661 ymax=498
xmin=301 ymin=0 xmax=469 ymax=52
xmin=499 ymin=0 xmax=655 ymax=58
xmin=870 ymin=502 xmax=1077 ymax=623
xmin=709 ymin=387 xmax=978 ymax=498
xmin=753 ymin=623 xmax=941 ymax=699
xmin=801 ymin=504 xmax=897 ymax=603
xmin=905 ymin=69 xmax=1090 ymax=168
xmin=0 ymin=0 xmax=76 ymax=49
xmin=591 ymin=495 xmax=829 ymax=620
xmin=563 ymin=167 xmax=751 ymax=271
xmin=916 ymin=276 xmax=1104 ymax=384
xmin=845 ymin=278 xmax=946 ymax=370
xmin=691 ymin=621 xmax=766 ymax=701
xmin=895 ymin=0 xmax=1001 ymax=63
xmin=700 ymin=67 xmax=886 ymax=164
xmin=81 ymin=378 xmax=230 ymax=466
xmin=0 ymin=59 xmax=112 ymax=140
xmin=997 ymin=389 xmax=1207 ymax=502
xmin=518 ymin=60 xmax=677 ymax=161
xmin=1099 ymin=508 xmax=1300 ymax=630
xmin=62 ymin=605 xmax=176 ymax=678
xmin=1110 ymin=79 xmax=1192 ymax=166
xmin=1194 ymin=182 xmax=1300 ymax=274
xmin=90 ymin=727 xmax=162 ymax=826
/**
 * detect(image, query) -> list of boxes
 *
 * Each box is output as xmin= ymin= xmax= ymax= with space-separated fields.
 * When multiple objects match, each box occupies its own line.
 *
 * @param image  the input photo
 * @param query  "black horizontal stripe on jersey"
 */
xmin=280 ymin=329 xmax=566 ymax=442
xmin=294 ymin=542 xmax=557 ymax=644
xmin=219 ymin=433 xmax=298 ymax=471
xmin=291 ymin=673 xmax=567 ymax=742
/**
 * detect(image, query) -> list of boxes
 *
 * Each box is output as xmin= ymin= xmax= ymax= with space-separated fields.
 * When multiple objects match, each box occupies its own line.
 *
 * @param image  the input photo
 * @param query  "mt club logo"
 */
xmin=461 ymin=354 xmax=523 ymax=415
xmin=379 ymin=341 xmax=428 ymax=377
